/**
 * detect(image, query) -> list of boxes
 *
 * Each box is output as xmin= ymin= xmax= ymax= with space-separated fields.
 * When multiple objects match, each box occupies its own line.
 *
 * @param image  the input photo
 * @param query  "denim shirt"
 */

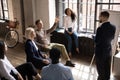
xmin=41 ymin=63 xmax=74 ymax=80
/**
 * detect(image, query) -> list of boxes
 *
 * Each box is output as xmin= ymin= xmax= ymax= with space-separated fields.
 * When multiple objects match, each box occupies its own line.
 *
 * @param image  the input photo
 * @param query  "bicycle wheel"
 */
xmin=5 ymin=30 xmax=19 ymax=48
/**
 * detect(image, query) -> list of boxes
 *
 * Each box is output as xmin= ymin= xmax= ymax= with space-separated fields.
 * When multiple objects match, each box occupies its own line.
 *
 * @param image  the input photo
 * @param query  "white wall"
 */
xmin=11 ymin=0 xmax=23 ymax=42
xmin=8 ymin=0 xmax=14 ymax=20
xmin=107 ymin=10 xmax=120 ymax=76
xmin=35 ymin=0 xmax=56 ymax=29
xmin=23 ymin=0 xmax=35 ymax=27
xmin=49 ymin=0 xmax=56 ymax=28
xmin=35 ymin=0 xmax=49 ymax=29
xmin=108 ymin=10 xmax=120 ymax=56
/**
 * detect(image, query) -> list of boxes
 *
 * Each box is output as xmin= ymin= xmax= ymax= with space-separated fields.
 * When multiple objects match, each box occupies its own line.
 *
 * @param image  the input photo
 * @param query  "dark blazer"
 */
xmin=25 ymin=39 xmax=48 ymax=69
xmin=95 ymin=22 xmax=116 ymax=56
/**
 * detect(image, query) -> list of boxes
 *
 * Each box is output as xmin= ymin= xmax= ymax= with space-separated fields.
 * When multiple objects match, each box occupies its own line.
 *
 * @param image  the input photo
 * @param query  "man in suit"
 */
xmin=95 ymin=11 xmax=116 ymax=80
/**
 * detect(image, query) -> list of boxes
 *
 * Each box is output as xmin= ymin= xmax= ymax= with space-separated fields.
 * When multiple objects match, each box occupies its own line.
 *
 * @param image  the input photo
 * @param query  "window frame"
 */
xmin=95 ymin=0 xmax=120 ymax=33
xmin=0 ymin=0 xmax=8 ymax=20
xmin=56 ymin=0 xmax=120 ymax=35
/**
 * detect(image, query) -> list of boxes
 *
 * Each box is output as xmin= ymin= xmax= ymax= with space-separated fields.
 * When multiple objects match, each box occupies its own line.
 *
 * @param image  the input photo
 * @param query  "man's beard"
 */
xmin=99 ymin=20 xmax=102 ymax=23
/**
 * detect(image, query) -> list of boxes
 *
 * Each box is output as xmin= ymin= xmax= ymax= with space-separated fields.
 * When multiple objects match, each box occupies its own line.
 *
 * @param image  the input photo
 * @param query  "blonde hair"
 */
xmin=25 ymin=27 xmax=35 ymax=39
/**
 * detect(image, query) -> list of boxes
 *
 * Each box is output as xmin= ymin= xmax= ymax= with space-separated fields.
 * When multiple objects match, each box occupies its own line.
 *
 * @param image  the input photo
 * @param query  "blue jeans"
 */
xmin=65 ymin=29 xmax=78 ymax=53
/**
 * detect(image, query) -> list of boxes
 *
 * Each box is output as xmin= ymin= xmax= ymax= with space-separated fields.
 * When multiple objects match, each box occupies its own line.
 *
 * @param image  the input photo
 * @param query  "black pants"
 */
xmin=95 ymin=47 xmax=112 ymax=80
xmin=1 ymin=62 xmax=37 ymax=80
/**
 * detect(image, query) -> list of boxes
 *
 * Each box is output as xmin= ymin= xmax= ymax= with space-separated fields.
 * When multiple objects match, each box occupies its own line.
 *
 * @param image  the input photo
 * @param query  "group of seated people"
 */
xmin=0 ymin=18 xmax=75 ymax=80
xmin=0 ymin=41 xmax=41 ymax=80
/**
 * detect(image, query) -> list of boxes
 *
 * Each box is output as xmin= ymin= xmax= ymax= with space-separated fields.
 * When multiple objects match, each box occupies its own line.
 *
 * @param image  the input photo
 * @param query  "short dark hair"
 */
xmin=100 ymin=11 xmax=110 ymax=18
xmin=35 ymin=19 xmax=40 ymax=25
xmin=0 ymin=41 xmax=5 ymax=59
xmin=49 ymin=48 xmax=61 ymax=61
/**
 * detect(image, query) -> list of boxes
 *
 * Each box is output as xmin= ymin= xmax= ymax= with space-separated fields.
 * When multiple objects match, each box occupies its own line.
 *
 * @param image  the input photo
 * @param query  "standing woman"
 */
xmin=0 ymin=41 xmax=41 ymax=80
xmin=64 ymin=8 xmax=79 ymax=57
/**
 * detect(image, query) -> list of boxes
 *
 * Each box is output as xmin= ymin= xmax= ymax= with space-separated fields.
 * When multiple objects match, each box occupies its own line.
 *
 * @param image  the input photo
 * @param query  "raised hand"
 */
xmin=55 ymin=17 xmax=59 ymax=23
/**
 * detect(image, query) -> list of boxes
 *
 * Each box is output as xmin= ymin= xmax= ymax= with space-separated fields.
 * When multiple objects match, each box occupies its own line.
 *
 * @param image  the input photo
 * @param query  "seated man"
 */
xmin=41 ymin=48 xmax=74 ymax=80
xmin=35 ymin=18 xmax=75 ymax=67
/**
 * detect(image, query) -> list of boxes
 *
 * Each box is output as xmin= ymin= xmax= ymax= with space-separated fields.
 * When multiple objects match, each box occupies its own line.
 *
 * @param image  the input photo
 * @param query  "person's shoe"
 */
xmin=68 ymin=52 xmax=72 ymax=58
xmin=65 ymin=61 xmax=75 ymax=67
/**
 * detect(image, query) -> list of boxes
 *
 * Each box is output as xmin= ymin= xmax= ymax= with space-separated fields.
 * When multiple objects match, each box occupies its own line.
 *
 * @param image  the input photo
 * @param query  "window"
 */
xmin=58 ymin=0 xmax=78 ymax=31
xmin=0 ymin=0 xmax=8 ymax=20
xmin=57 ymin=0 xmax=120 ymax=34
xmin=95 ymin=0 xmax=120 ymax=30
xmin=78 ymin=0 xmax=95 ymax=33
xmin=57 ymin=0 xmax=95 ymax=33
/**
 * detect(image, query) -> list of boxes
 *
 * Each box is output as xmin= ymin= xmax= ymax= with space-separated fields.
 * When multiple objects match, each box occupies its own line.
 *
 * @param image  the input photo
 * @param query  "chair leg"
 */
xmin=89 ymin=54 xmax=95 ymax=68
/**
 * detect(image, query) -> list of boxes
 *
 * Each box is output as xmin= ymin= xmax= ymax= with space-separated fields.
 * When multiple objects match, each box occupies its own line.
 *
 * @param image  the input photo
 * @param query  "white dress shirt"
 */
xmin=41 ymin=63 xmax=74 ymax=80
xmin=0 ymin=56 xmax=18 ymax=80
xmin=32 ymin=40 xmax=38 ymax=50
xmin=64 ymin=16 xmax=76 ymax=32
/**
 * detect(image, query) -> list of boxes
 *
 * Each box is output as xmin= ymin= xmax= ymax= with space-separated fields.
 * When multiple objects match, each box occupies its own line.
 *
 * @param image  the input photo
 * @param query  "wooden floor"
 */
xmin=6 ymin=43 xmax=120 ymax=80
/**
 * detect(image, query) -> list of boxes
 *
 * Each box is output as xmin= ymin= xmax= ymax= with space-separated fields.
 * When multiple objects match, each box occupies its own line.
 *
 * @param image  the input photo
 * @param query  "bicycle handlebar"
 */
xmin=5 ymin=20 xmax=19 ymax=29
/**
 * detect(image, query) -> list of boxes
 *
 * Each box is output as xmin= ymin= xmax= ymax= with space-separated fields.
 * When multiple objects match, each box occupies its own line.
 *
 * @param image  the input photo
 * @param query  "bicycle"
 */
xmin=5 ymin=19 xmax=19 ymax=48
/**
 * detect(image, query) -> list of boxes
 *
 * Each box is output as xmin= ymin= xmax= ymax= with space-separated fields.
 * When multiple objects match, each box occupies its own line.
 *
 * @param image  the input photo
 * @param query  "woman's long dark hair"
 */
xmin=65 ymin=8 xmax=76 ymax=22
xmin=0 ymin=41 xmax=5 ymax=59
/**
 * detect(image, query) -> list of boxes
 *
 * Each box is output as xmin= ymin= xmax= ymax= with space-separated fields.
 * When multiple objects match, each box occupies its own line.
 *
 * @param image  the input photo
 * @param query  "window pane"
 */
xmin=4 ymin=11 xmax=8 ymax=19
xmin=112 ymin=0 xmax=120 ymax=3
xmin=110 ymin=5 xmax=120 ymax=11
xmin=97 ymin=0 xmax=110 ymax=3
xmin=78 ymin=0 xmax=95 ymax=33
xmin=78 ymin=1 xmax=87 ymax=32
xmin=69 ymin=0 xmax=77 ymax=3
xmin=102 ymin=5 xmax=109 ymax=9
xmin=3 ymin=0 xmax=8 ymax=10
xmin=98 ymin=0 xmax=120 ymax=3
xmin=0 ymin=0 xmax=3 ymax=19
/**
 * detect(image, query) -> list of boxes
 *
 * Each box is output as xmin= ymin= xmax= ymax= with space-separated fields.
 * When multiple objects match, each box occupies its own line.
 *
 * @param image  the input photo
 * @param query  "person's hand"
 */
xmin=35 ymin=73 xmax=41 ymax=80
xmin=43 ymin=59 xmax=50 ymax=64
xmin=42 ymin=54 xmax=48 ymax=58
xmin=55 ymin=17 xmax=59 ymax=23
xmin=68 ymin=31 xmax=73 ymax=35
xmin=44 ymin=45 xmax=48 ymax=48
xmin=42 ymin=45 xmax=48 ymax=48
xmin=17 ymin=73 xmax=24 ymax=80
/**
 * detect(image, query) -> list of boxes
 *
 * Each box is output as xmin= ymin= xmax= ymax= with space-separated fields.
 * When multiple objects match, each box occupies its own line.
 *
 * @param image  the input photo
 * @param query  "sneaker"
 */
xmin=65 ymin=61 xmax=75 ymax=67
